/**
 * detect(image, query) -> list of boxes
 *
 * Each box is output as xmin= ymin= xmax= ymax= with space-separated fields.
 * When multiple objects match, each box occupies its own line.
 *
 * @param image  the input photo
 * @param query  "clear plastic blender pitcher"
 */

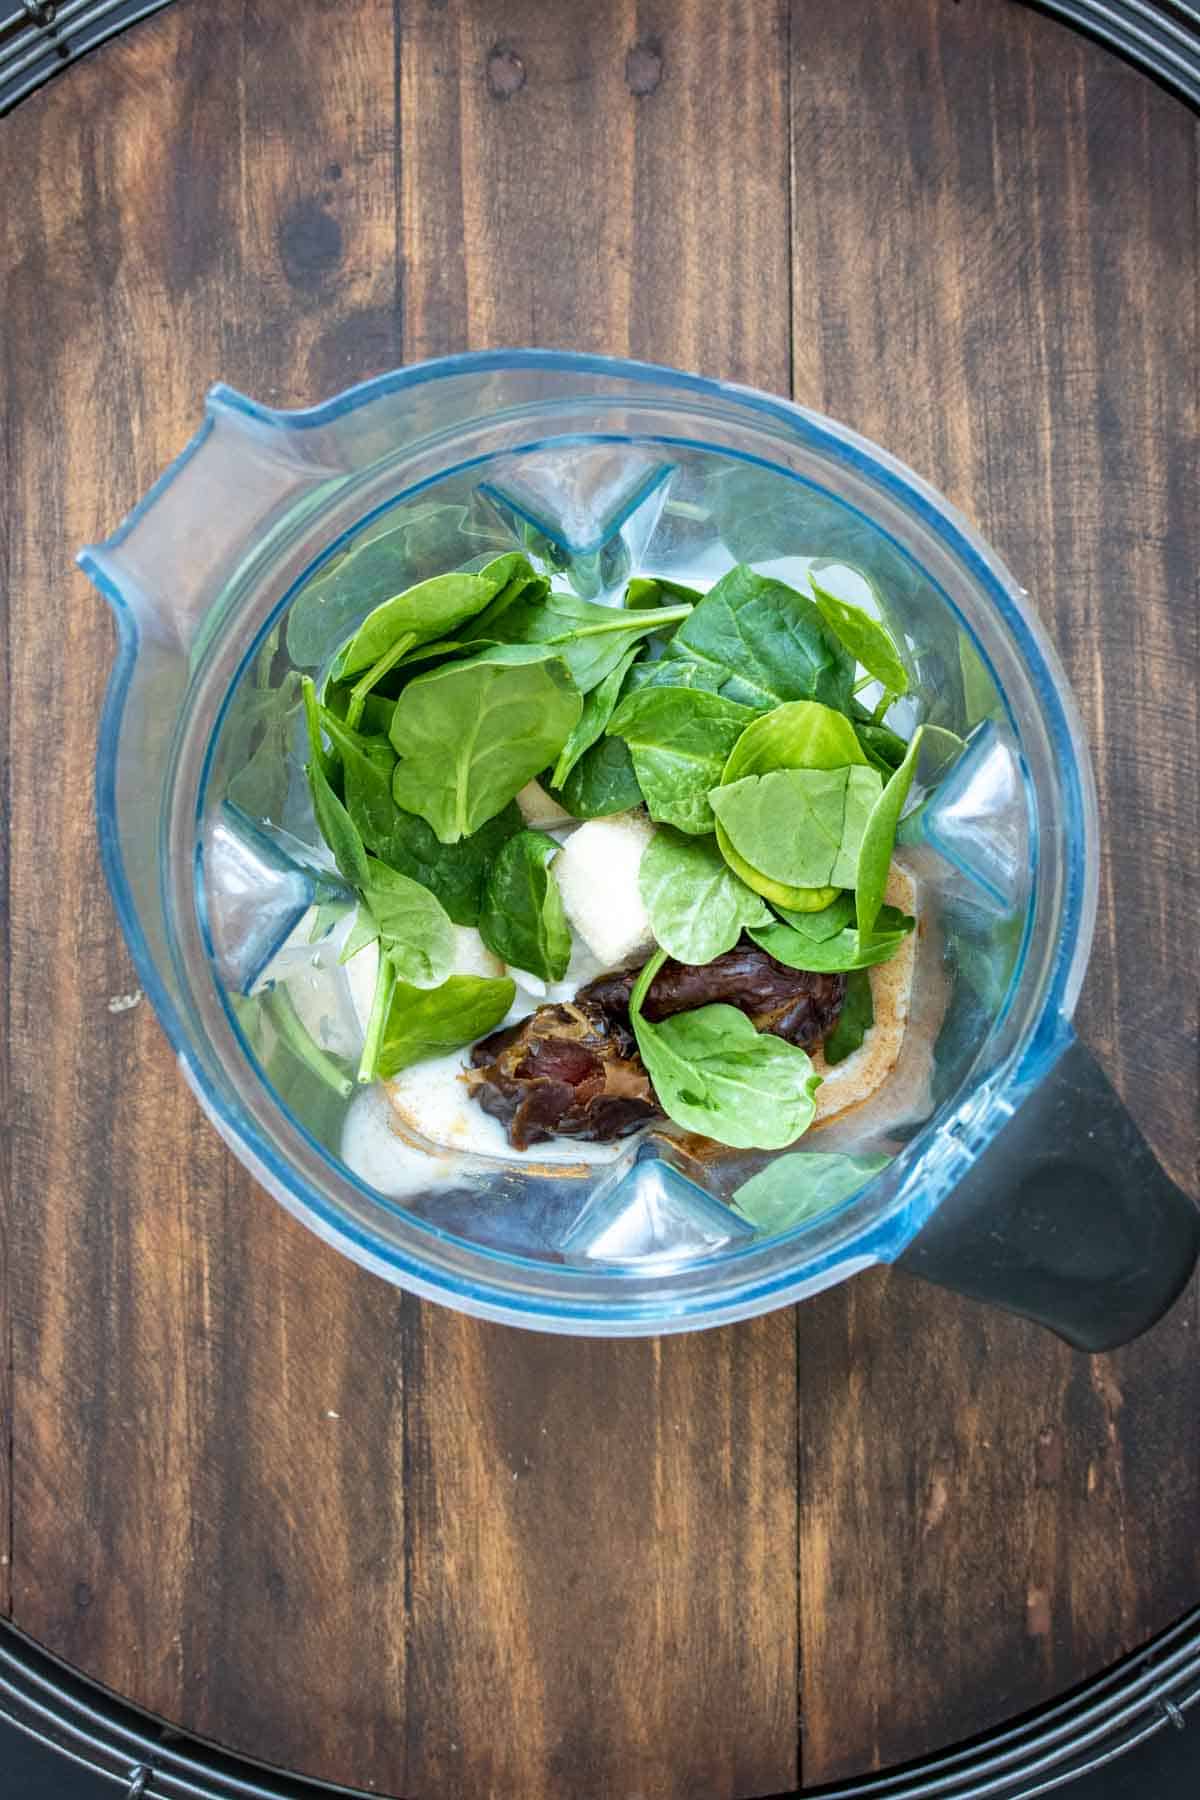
xmin=80 ymin=352 xmax=1199 ymax=1345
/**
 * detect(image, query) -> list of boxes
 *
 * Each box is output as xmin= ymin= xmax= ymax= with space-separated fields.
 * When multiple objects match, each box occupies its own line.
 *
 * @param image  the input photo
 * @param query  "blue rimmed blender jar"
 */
xmin=80 ymin=351 xmax=1199 ymax=1343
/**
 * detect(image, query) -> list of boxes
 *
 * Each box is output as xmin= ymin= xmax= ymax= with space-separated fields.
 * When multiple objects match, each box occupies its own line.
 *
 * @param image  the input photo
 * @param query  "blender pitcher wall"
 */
xmin=76 ymin=351 xmax=1199 ymax=1340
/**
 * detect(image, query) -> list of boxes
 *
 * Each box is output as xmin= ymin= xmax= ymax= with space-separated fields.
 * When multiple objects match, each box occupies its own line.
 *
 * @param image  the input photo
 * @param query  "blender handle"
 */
xmin=897 ymin=1037 xmax=1200 ymax=1352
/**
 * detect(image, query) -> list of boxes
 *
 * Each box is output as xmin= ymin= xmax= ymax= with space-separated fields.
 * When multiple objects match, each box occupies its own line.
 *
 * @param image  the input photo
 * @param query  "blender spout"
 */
xmin=77 ymin=387 xmax=343 ymax=652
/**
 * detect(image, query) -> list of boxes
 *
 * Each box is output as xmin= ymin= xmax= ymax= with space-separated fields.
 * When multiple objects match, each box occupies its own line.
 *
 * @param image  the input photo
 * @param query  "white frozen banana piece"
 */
xmin=553 ymin=812 xmax=657 ymax=968
xmin=506 ymin=933 xmax=608 ymax=1005
xmin=516 ymin=778 xmax=575 ymax=832
xmin=448 ymin=925 xmax=506 ymax=981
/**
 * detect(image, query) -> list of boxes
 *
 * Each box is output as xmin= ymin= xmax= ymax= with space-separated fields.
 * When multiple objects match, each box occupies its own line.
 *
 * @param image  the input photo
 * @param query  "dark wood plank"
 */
xmin=2 ymin=3 xmax=421 ymax=1791
xmin=788 ymin=0 xmax=1199 ymax=1779
xmin=398 ymin=5 xmax=798 ymax=1796
xmin=0 ymin=261 xmax=11 ymax=1613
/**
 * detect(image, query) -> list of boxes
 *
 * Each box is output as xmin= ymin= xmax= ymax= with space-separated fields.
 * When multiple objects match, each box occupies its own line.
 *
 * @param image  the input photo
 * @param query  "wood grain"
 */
xmin=0 ymin=0 xmax=1196 ymax=1796
xmin=0 ymin=290 xmax=10 ymax=1614
xmin=788 ymin=0 xmax=1200 ymax=1779
xmin=398 ymin=6 xmax=798 ymax=1796
xmin=2 ymin=4 xmax=419 ymax=1790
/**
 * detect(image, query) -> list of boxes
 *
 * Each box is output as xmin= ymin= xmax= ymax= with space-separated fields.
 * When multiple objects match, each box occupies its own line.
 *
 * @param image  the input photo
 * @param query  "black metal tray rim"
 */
xmin=2 ymin=1 xmax=1200 ymax=113
xmin=2 ymin=1605 xmax=1197 ymax=1799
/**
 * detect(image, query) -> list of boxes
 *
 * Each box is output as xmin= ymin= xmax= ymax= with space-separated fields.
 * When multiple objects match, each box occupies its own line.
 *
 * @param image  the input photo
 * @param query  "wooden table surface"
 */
xmin=1 ymin=2 xmax=1197 ymax=1795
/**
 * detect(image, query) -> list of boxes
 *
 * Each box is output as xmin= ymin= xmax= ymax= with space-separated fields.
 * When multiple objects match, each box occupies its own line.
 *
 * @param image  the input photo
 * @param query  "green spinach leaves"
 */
xmin=334 ymin=562 xmax=517 ymax=679
xmin=554 ymin=735 xmax=644 ymax=818
xmin=606 ymin=687 xmax=757 ymax=834
xmin=709 ymin=765 xmax=883 ymax=890
xmin=732 ymin=1151 xmax=891 ymax=1233
xmin=479 ymin=831 xmax=572 ymax=982
xmin=463 ymin=586 xmax=692 ymax=694
xmin=629 ymin=951 xmax=822 ymax=1150
xmin=748 ymin=916 xmax=911 ymax=974
xmin=822 ymin=968 xmax=874 ymax=1065
xmin=389 ymin=645 xmax=582 ymax=843
xmin=638 ymin=830 xmax=771 ymax=965
xmin=662 ymin=564 xmax=855 ymax=713
xmin=376 ymin=974 xmax=516 ymax=1080
xmin=550 ymin=643 xmax=643 ymax=790
xmin=808 ymin=574 xmax=909 ymax=700
xmin=855 ymin=726 xmax=923 ymax=936
xmin=357 ymin=857 xmax=456 ymax=989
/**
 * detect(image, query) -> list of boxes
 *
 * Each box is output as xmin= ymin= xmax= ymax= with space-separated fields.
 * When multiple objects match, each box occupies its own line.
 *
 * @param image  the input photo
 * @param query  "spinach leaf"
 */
xmin=342 ymin=632 xmax=423 ymax=729
xmin=715 ymin=831 xmax=840 ymax=914
xmin=661 ymin=564 xmax=855 ymax=713
xmin=622 ymin=657 xmax=725 ymax=696
xmin=773 ymin=897 xmax=911 ymax=941
xmin=475 ymin=550 xmax=543 ymax=595
xmin=709 ymin=765 xmax=883 ymax=889
xmin=853 ymin=718 xmax=908 ymax=773
xmin=550 ymin=643 xmax=643 ymax=790
xmin=302 ymin=675 xmax=339 ymax=787
xmin=855 ymin=726 xmax=923 ymax=936
xmin=357 ymin=949 xmax=397 ymax=1084
xmin=958 ymin=635 xmax=1001 ymax=727
xmin=359 ymin=856 xmax=455 ymax=988
xmin=389 ymin=644 xmax=582 ymax=843
xmin=721 ymin=698 xmax=868 ymax=784
xmin=773 ymin=891 xmax=855 ymax=940
xmin=316 ymin=679 xmax=531 ymax=923
xmin=479 ymin=830 xmax=572 ymax=981
xmin=464 ymin=554 xmax=549 ymax=636
xmin=285 ymin=504 xmax=477 ymax=667
xmin=748 ymin=919 xmax=911 ymax=973
xmin=469 ymin=587 xmax=693 ymax=694
xmin=373 ymin=800 xmax=522 ymax=928
xmin=836 ymin=766 xmax=884 ymax=885
xmin=628 ymin=950 xmax=821 ymax=1150
xmin=624 ymin=576 xmax=704 ymax=609
xmin=377 ymin=973 xmax=516 ymax=1079
xmin=809 ymin=574 xmax=909 ymax=697
xmin=732 ymin=1151 xmax=891 ymax=1234
xmin=639 ymin=829 xmax=772 ymax=965
xmin=554 ymin=734 xmax=644 ymax=818
xmin=329 ymin=689 xmax=396 ymax=738
xmin=822 ymin=968 xmax=873 ymax=1065
xmin=338 ymin=904 xmax=379 ymax=965
xmin=917 ymin=723 xmax=967 ymax=785
xmin=226 ymin=672 xmax=302 ymax=822
xmin=334 ymin=559 xmax=526 ymax=680
xmin=302 ymin=680 xmax=370 ymax=888
xmin=606 ymin=686 xmax=757 ymax=834
xmin=317 ymin=705 xmax=399 ymax=853
xmin=308 ymin=891 xmax=350 ymax=944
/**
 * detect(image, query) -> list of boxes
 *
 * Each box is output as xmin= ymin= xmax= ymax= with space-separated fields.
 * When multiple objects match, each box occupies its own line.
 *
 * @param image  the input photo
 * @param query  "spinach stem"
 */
xmin=346 ymin=632 xmax=418 ymax=729
xmin=264 ymin=985 xmax=354 ymax=1099
xmin=357 ymin=953 xmax=397 ymax=1085
xmin=549 ymin=603 xmax=692 ymax=642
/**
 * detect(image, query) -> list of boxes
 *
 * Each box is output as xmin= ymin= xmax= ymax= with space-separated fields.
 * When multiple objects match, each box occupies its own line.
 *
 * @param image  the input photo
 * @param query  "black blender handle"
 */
xmin=897 ymin=1038 xmax=1200 ymax=1352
